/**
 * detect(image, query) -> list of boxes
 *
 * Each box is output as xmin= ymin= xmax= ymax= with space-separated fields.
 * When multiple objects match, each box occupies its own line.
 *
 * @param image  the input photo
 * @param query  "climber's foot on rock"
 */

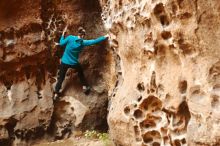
xmin=53 ymin=92 xmax=60 ymax=101
xmin=83 ymin=86 xmax=91 ymax=95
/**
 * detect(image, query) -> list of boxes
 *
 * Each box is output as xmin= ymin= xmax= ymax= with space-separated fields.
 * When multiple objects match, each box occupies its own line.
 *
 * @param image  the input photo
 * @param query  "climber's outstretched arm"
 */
xmin=83 ymin=36 xmax=107 ymax=46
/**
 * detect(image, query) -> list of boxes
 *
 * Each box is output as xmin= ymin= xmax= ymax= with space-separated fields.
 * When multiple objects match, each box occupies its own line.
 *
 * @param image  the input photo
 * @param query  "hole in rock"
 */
xmin=153 ymin=3 xmax=170 ymax=26
xmin=174 ymin=139 xmax=181 ymax=146
xmin=111 ymin=39 xmax=119 ymax=48
xmin=160 ymin=127 xmax=167 ymax=134
xmin=139 ymin=96 xmax=162 ymax=112
xmin=211 ymin=95 xmax=220 ymax=108
xmin=177 ymin=101 xmax=191 ymax=126
xmin=213 ymin=84 xmax=220 ymax=90
xmin=180 ymin=12 xmax=192 ymax=19
xmin=181 ymin=138 xmax=186 ymax=144
xmin=171 ymin=2 xmax=178 ymax=14
xmin=173 ymin=116 xmax=184 ymax=128
xmin=154 ymin=43 xmax=167 ymax=56
xmin=163 ymin=136 xmax=169 ymax=142
xmin=161 ymin=31 xmax=172 ymax=39
xmin=24 ymin=66 xmax=32 ymax=79
xmin=152 ymin=142 xmax=161 ymax=146
xmin=133 ymin=103 xmax=138 ymax=108
xmin=137 ymin=82 xmax=145 ymax=92
xmin=150 ymin=88 xmax=156 ymax=93
xmin=5 ymin=117 xmax=17 ymax=141
xmin=140 ymin=119 xmax=156 ymax=129
xmin=150 ymin=71 xmax=156 ymax=88
xmin=138 ymin=96 xmax=143 ymax=102
xmin=134 ymin=109 xmax=144 ymax=119
xmin=142 ymin=130 xmax=161 ymax=144
xmin=143 ymin=136 xmax=153 ymax=143
xmin=3 ymin=79 xmax=13 ymax=90
xmin=160 ymin=15 xmax=170 ymax=26
xmin=134 ymin=125 xmax=140 ymax=135
xmin=179 ymin=43 xmax=193 ymax=55
xmin=154 ymin=3 xmax=165 ymax=16
xmin=178 ymin=80 xmax=187 ymax=94
xmin=36 ymin=91 xmax=42 ymax=99
xmin=124 ymin=106 xmax=131 ymax=115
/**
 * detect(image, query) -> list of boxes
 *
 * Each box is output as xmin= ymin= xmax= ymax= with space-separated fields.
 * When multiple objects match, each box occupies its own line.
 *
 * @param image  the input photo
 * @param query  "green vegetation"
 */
xmin=84 ymin=130 xmax=111 ymax=146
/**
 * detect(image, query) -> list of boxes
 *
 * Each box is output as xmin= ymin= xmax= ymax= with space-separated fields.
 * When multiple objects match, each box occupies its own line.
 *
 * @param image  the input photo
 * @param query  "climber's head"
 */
xmin=78 ymin=27 xmax=86 ymax=38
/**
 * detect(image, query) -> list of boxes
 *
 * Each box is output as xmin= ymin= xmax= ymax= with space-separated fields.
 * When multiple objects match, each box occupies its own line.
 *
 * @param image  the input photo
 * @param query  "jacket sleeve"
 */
xmin=59 ymin=35 xmax=69 ymax=46
xmin=82 ymin=36 xmax=107 ymax=46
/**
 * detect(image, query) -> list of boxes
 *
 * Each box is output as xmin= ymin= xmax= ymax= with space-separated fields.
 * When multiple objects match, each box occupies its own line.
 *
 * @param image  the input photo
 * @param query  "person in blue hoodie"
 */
xmin=54 ymin=26 xmax=108 ymax=98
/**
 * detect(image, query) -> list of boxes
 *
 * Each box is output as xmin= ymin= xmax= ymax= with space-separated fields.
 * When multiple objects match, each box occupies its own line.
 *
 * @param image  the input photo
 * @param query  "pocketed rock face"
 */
xmin=0 ymin=0 xmax=111 ymax=145
xmin=100 ymin=0 xmax=220 ymax=145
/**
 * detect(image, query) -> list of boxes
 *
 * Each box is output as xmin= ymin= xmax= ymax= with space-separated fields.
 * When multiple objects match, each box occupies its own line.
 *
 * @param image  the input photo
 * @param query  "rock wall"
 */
xmin=1 ymin=0 xmax=220 ymax=146
xmin=0 ymin=0 xmax=111 ymax=145
xmin=100 ymin=0 xmax=220 ymax=145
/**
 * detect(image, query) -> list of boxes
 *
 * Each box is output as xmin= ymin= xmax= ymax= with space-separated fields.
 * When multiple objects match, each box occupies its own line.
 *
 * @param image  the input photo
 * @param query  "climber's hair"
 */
xmin=78 ymin=27 xmax=86 ymax=36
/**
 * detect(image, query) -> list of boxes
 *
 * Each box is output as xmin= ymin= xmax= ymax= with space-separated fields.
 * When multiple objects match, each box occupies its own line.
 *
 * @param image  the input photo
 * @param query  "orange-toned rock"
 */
xmin=0 ymin=0 xmax=110 ymax=145
xmin=100 ymin=0 xmax=220 ymax=145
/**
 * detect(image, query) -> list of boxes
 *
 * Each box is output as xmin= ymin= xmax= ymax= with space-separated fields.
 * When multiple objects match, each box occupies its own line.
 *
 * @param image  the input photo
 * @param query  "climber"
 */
xmin=53 ymin=26 xmax=109 ymax=99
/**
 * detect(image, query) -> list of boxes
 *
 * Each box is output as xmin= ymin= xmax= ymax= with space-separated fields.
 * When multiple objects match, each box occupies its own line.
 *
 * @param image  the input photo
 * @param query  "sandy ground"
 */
xmin=33 ymin=136 xmax=115 ymax=146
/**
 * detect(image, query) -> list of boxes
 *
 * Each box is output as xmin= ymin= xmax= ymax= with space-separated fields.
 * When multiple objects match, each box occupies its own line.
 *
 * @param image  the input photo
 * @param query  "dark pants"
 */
xmin=55 ymin=62 xmax=88 ymax=93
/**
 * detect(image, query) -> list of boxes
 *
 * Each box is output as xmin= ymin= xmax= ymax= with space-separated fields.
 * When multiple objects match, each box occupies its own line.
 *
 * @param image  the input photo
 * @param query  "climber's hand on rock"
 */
xmin=105 ymin=34 xmax=110 ymax=39
xmin=62 ymin=25 xmax=68 ymax=36
xmin=54 ymin=42 xmax=60 ymax=46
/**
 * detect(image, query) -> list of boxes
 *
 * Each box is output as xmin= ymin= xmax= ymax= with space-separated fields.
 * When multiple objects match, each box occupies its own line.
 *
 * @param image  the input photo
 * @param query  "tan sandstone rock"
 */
xmin=100 ymin=0 xmax=220 ymax=145
xmin=1 ymin=0 xmax=220 ymax=146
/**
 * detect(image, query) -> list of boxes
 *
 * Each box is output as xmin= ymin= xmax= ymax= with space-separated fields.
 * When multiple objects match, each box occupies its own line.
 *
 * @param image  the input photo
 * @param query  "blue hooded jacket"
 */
xmin=59 ymin=35 xmax=107 ymax=65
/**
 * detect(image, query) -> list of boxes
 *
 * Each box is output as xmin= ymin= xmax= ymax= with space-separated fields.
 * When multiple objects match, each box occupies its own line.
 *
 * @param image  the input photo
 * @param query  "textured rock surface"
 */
xmin=1 ymin=0 xmax=220 ymax=146
xmin=52 ymin=96 xmax=88 ymax=139
xmin=0 ymin=0 xmax=110 ymax=145
xmin=100 ymin=0 xmax=220 ymax=146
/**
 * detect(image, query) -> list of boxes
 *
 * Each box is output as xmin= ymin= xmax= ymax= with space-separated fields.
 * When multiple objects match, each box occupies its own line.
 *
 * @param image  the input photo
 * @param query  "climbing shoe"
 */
xmin=83 ymin=86 xmax=91 ymax=95
xmin=53 ymin=91 xmax=61 ymax=101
